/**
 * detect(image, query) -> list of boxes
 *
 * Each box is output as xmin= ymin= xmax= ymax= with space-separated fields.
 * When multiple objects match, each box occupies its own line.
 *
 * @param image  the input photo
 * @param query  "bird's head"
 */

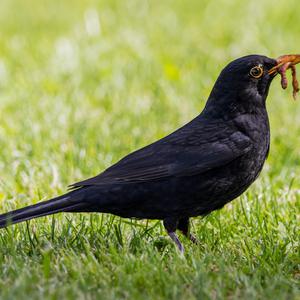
xmin=204 ymin=54 xmax=300 ymax=118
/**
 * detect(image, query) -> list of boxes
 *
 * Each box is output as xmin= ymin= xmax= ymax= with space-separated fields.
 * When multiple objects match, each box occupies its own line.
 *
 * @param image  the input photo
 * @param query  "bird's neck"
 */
xmin=202 ymin=87 xmax=268 ymax=120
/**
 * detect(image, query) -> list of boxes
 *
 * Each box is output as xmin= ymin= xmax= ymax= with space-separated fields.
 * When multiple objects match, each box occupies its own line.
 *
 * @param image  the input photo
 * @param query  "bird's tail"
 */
xmin=0 ymin=189 xmax=88 ymax=229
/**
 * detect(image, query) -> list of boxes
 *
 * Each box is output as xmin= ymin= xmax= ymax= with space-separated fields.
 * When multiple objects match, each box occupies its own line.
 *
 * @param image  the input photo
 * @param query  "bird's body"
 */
xmin=1 ymin=54 xmax=299 ymax=252
xmin=72 ymin=113 xmax=269 ymax=220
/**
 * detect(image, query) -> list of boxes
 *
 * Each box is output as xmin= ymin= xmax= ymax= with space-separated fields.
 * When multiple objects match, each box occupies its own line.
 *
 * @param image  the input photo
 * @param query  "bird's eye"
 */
xmin=250 ymin=65 xmax=264 ymax=78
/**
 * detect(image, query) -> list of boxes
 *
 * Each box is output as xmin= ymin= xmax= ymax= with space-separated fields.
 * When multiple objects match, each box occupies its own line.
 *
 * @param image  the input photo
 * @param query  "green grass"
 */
xmin=0 ymin=0 xmax=299 ymax=299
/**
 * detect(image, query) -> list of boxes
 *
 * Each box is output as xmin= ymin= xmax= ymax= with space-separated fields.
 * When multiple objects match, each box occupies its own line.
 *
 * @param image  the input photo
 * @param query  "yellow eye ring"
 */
xmin=250 ymin=65 xmax=264 ymax=78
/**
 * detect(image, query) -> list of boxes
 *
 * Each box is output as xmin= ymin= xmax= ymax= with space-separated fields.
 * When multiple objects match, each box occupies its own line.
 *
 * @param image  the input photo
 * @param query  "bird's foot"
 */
xmin=176 ymin=217 xmax=198 ymax=245
xmin=187 ymin=233 xmax=199 ymax=245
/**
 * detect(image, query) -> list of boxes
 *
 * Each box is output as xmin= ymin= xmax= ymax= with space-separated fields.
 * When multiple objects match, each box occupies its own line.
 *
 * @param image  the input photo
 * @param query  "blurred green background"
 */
xmin=0 ymin=0 xmax=299 ymax=299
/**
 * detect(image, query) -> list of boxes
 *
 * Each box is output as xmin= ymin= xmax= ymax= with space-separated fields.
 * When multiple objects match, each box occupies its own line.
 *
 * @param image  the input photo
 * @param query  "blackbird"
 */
xmin=1 ymin=54 xmax=300 ymax=252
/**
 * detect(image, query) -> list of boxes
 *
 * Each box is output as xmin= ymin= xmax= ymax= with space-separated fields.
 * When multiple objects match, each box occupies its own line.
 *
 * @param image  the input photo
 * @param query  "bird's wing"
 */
xmin=70 ymin=124 xmax=252 ymax=188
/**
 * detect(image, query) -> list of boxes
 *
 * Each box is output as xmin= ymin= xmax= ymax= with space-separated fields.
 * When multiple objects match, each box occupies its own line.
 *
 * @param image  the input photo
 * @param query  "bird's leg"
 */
xmin=163 ymin=218 xmax=184 ymax=253
xmin=177 ymin=217 xmax=198 ymax=244
xmin=168 ymin=232 xmax=184 ymax=254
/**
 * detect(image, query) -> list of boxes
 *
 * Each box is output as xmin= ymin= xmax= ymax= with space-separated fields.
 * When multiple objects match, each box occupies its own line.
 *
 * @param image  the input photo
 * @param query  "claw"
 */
xmin=188 ymin=233 xmax=199 ymax=244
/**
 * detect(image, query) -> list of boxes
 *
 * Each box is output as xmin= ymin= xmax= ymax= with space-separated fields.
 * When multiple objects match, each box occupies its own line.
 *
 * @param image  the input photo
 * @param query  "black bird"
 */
xmin=1 ymin=54 xmax=300 ymax=252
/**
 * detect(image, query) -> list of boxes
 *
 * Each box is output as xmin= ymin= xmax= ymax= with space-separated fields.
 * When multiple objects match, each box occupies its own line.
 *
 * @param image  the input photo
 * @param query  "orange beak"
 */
xmin=268 ymin=54 xmax=300 ymax=75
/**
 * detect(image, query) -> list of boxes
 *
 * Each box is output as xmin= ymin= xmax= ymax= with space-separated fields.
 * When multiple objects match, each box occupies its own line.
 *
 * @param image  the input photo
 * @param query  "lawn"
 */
xmin=0 ymin=0 xmax=299 ymax=299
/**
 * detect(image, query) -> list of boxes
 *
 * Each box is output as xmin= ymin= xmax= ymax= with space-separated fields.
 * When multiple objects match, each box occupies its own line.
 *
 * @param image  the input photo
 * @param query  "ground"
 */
xmin=0 ymin=0 xmax=299 ymax=299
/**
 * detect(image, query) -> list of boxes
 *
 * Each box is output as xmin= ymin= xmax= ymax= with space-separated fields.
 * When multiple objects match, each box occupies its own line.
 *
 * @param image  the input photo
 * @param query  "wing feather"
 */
xmin=70 ymin=120 xmax=252 ymax=188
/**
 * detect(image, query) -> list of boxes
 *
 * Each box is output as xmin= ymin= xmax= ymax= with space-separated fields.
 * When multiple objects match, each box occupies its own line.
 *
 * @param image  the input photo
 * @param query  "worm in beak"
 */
xmin=268 ymin=54 xmax=300 ymax=99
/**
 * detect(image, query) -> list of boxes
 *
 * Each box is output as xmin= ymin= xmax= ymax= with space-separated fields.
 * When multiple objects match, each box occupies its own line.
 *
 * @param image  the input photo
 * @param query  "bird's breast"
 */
xmin=234 ymin=111 xmax=270 ymax=156
xmin=200 ymin=113 xmax=271 ymax=208
xmin=228 ymin=112 xmax=270 ymax=187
